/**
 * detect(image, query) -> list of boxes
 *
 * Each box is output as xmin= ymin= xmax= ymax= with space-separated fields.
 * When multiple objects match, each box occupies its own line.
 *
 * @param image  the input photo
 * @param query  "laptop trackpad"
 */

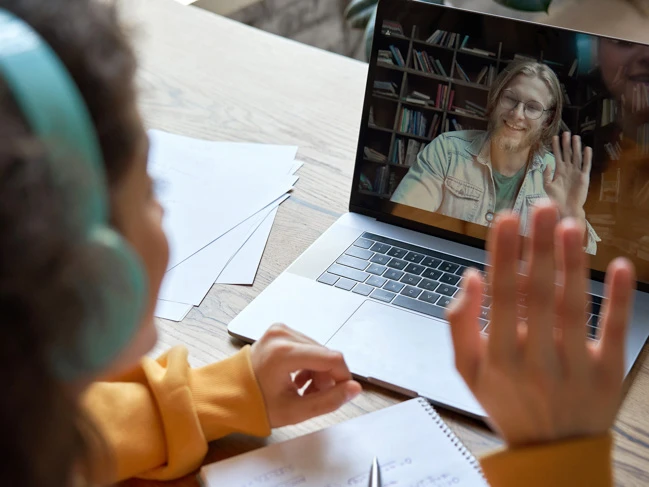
xmin=326 ymin=300 xmax=484 ymax=416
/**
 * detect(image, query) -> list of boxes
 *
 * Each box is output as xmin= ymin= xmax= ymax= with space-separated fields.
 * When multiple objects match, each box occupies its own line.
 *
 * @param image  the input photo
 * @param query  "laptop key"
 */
xmin=422 ymin=268 xmax=443 ymax=280
xmin=370 ymin=253 xmax=391 ymax=265
xmin=404 ymin=251 xmax=425 ymax=263
xmin=401 ymin=273 xmax=422 ymax=286
xmin=404 ymin=263 xmax=426 ymax=275
xmin=419 ymin=291 xmax=441 ymax=304
xmin=479 ymin=307 xmax=490 ymax=320
xmin=345 ymin=246 xmax=373 ymax=260
xmin=370 ymin=242 xmax=391 ymax=254
xmin=418 ymin=278 xmax=439 ymax=291
xmin=479 ymin=319 xmax=489 ymax=332
xmin=439 ymin=273 xmax=461 ymax=286
xmin=454 ymin=265 xmax=468 ymax=276
xmin=439 ymin=262 xmax=460 ymax=273
xmin=482 ymin=295 xmax=492 ymax=308
xmin=352 ymin=283 xmax=373 ymax=296
xmin=367 ymin=263 xmax=387 ymax=275
xmin=436 ymin=284 xmax=458 ymax=297
xmin=401 ymin=286 xmax=423 ymax=299
xmin=354 ymin=237 xmax=373 ymax=249
xmin=384 ymin=280 xmax=405 ymax=293
xmin=327 ymin=263 xmax=369 ymax=282
xmin=334 ymin=278 xmax=356 ymax=291
xmin=387 ymin=258 xmax=408 ymax=270
xmin=437 ymin=296 xmax=456 ymax=308
xmin=336 ymin=254 xmax=369 ymax=271
xmin=317 ymin=273 xmax=338 ymax=286
xmin=384 ymin=268 xmax=405 ymax=280
xmin=393 ymin=295 xmax=446 ymax=320
xmin=370 ymin=288 xmax=396 ymax=303
xmin=421 ymin=257 xmax=442 ymax=268
xmin=387 ymin=247 xmax=408 ymax=259
xmin=366 ymin=275 xmax=387 ymax=288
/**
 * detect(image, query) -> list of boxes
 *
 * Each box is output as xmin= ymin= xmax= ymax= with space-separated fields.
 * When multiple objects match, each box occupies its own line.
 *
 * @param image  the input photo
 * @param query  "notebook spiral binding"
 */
xmin=417 ymin=397 xmax=488 ymax=482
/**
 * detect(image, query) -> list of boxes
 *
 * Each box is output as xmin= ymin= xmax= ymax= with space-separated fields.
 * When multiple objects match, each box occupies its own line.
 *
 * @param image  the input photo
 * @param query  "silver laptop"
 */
xmin=229 ymin=0 xmax=649 ymax=418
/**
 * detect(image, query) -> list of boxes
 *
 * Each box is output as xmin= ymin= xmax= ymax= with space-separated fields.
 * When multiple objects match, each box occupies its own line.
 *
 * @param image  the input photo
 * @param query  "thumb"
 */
xmin=288 ymin=380 xmax=362 ymax=424
xmin=543 ymin=164 xmax=553 ymax=187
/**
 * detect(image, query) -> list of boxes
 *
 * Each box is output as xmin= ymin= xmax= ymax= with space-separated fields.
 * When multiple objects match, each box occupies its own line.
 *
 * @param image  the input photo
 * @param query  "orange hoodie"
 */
xmin=83 ymin=345 xmax=613 ymax=485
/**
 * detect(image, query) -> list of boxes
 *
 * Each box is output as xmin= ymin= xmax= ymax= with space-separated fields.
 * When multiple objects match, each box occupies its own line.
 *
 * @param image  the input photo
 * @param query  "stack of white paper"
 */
xmin=148 ymin=129 xmax=300 ymax=322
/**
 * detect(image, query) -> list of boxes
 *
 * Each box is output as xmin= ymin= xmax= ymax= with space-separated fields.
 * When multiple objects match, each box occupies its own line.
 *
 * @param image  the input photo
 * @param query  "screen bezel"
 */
xmin=348 ymin=0 xmax=649 ymax=293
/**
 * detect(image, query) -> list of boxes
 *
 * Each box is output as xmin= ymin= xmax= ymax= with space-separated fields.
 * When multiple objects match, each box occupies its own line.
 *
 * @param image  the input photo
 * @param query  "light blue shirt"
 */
xmin=391 ymin=130 xmax=599 ymax=254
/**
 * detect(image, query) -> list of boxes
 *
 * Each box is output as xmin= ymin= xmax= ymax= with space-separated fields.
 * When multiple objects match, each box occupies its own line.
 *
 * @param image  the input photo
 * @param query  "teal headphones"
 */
xmin=0 ymin=9 xmax=147 ymax=378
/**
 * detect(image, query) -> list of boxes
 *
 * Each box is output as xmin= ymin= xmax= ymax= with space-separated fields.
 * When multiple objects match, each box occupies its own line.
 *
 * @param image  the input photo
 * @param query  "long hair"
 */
xmin=486 ymin=60 xmax=564 ymax=154
xmin=0 ymin=0 xmax=139 ymax=485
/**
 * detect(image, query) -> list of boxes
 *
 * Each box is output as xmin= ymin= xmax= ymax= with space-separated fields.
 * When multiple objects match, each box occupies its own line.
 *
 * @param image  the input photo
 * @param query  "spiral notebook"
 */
xmin=199 ymin=398 xmax=488 ymax=487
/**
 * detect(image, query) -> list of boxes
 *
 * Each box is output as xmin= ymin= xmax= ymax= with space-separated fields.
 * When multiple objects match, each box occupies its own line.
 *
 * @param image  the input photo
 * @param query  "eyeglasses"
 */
xmin=499 ymin=89 xmax=551 ymax=120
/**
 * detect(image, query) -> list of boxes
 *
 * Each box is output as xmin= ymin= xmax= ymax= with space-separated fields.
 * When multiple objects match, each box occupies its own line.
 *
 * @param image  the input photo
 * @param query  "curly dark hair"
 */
xmin=0 ymin=0 xmax=140 ymax=485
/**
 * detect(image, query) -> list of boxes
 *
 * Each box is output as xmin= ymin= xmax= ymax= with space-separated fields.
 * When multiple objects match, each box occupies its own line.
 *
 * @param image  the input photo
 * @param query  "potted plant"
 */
xmin=345 ymin=0 xmax=554 ymax=60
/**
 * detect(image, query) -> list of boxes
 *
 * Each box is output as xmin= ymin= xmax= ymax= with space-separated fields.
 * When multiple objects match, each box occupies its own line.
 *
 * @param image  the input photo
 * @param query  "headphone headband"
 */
xmin=0 ymin=9 xmax=107 ymax=229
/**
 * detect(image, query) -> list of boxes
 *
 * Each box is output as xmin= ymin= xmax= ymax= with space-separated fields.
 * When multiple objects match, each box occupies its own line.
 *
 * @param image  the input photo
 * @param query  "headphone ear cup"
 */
xmin=54 ymin=227 xmax=147 ymax=379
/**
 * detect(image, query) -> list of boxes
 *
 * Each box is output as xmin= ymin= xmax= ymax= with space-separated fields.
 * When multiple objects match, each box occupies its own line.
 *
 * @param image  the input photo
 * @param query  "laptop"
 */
xmin=229 ymin=0 xmax=649 ymax=418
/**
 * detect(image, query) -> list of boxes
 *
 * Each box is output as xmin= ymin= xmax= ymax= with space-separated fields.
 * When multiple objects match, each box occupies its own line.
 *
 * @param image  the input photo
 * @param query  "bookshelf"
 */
xmin=360 ymin=21 xmax=605 ymax=200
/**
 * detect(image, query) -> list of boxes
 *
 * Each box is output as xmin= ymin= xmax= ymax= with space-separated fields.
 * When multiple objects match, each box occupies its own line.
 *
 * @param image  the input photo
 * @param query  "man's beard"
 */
xmin=492 ymin=121 xmax=543 ymax=153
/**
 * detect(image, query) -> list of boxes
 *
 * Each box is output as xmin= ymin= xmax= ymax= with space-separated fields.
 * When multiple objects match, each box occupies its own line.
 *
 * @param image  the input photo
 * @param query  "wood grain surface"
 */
xmin=120 ymin=1 xmax=649 ymax=485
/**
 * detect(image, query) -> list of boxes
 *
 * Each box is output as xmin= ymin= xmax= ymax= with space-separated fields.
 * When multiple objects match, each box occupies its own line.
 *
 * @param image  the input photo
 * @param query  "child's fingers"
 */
xmin=288 ymin=380 xmax=362 ymax=423
xmin=447 ymin=269 xmax=484 ymax=388
xmin=280 ymin=344 xmax=352 ymax=383
xmin=487 ymin=214 xmax=521 ymax=362
xmin=599 ymin=258 xmax=636 ymax=372
xmin=556 ymin=219 xmax=589 ymax=368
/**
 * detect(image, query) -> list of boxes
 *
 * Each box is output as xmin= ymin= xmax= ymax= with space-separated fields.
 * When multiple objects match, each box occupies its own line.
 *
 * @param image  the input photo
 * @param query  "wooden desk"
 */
xmin=121 ymin=0 xmax=649 ymax=485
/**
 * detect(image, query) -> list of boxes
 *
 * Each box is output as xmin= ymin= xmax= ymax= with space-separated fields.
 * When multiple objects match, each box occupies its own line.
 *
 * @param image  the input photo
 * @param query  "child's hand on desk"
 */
xmin=447 ymin=201 xmax=636 ymax=447
xmin=251 ymin=324 xmax=362 ymax=428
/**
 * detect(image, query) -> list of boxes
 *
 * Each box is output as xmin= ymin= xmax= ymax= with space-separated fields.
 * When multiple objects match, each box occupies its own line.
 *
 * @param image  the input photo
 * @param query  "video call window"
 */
xmin=353 ymin=1 xmax=649 ymax=283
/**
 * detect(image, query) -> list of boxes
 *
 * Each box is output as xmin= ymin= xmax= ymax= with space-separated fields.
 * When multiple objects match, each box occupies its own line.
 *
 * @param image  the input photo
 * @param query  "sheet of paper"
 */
xmin=148 ymin=129 xmax=298 ymax=180
xmin=157 ymin=195 xmax=289 ymax=306
xmin=200 ymin=398 xmax=487 ymax=487
xmin=155 ymin=299 xmax=193 ymax=322
xmin=154 ymin=167 xmax=296 ymax=270
xmin=215 ymin=205 xmax=278 ymax=285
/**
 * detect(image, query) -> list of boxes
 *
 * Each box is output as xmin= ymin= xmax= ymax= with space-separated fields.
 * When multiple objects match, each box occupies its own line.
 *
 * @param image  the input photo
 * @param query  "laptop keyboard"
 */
xmin=317 ymin=232 xmax=603 ymax=340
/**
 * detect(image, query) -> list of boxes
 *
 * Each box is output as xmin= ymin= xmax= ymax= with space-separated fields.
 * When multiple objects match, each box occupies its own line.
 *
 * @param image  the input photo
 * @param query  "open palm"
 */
xmin=543 ymin=132 xmax=592 ymax=219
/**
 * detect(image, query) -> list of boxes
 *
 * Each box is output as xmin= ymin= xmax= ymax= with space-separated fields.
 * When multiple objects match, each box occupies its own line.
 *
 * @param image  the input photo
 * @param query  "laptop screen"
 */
xmin=350 ymin=0 xmax=649 ymax=288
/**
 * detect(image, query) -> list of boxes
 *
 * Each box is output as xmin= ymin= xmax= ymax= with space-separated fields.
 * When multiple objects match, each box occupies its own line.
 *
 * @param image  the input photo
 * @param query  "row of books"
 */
xmin=602 ymin=98 xmax=619 ymax=126
xmin=382 ymin=21 xmax=404 ymax=36
xmin=604 ymin=141 xmax=623 ymax=161
xmin=391 ymin=138 xmax=423 ymax=167
xmin=452 ymin=100 xmax=487 ymax=119
xmin=637 ymin=123 xmax=649 ymax=155
xmin=453 ymin=61 xmax=497 ymax=86
xmin=580 ymin=116 xmax=597 ymax=132
xmin=372 ymin=165 xmax=390 ymax=195
xmin=631 ymin=84 xmax=649 ymax=113
xmin=403 ymin=86 xmax=454 ymax=111
xmin=358 ymin=166 xmax=396 ymax=195
xmin=425 ymin=30 xmax=466 ymax=49
xmin=412 ymin=49 xmax=448 ymax=77
xmin=373 ymin=80 xmax=399 ymax=97
xmin=364 ymin=146 xmax=388 ymax=163
xmin=399 ymin=107 xmax=429 ymax=137
xmin=378 ymin=46 xmax=406 ymax=67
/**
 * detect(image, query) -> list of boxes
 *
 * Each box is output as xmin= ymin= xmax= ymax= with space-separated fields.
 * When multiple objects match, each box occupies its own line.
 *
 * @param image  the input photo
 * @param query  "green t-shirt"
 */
xmin=493 ymin=165 xmax=527 ymax=213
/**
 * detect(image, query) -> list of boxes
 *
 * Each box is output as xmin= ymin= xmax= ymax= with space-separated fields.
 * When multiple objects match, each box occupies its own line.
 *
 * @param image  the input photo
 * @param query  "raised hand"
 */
xmin=250 ymin=324 xmax=362 ymax=428
xmin=543 ymin=131 xmax=592 ymax=221
xmin=448 ymin=201 xmax=635 ymax=447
